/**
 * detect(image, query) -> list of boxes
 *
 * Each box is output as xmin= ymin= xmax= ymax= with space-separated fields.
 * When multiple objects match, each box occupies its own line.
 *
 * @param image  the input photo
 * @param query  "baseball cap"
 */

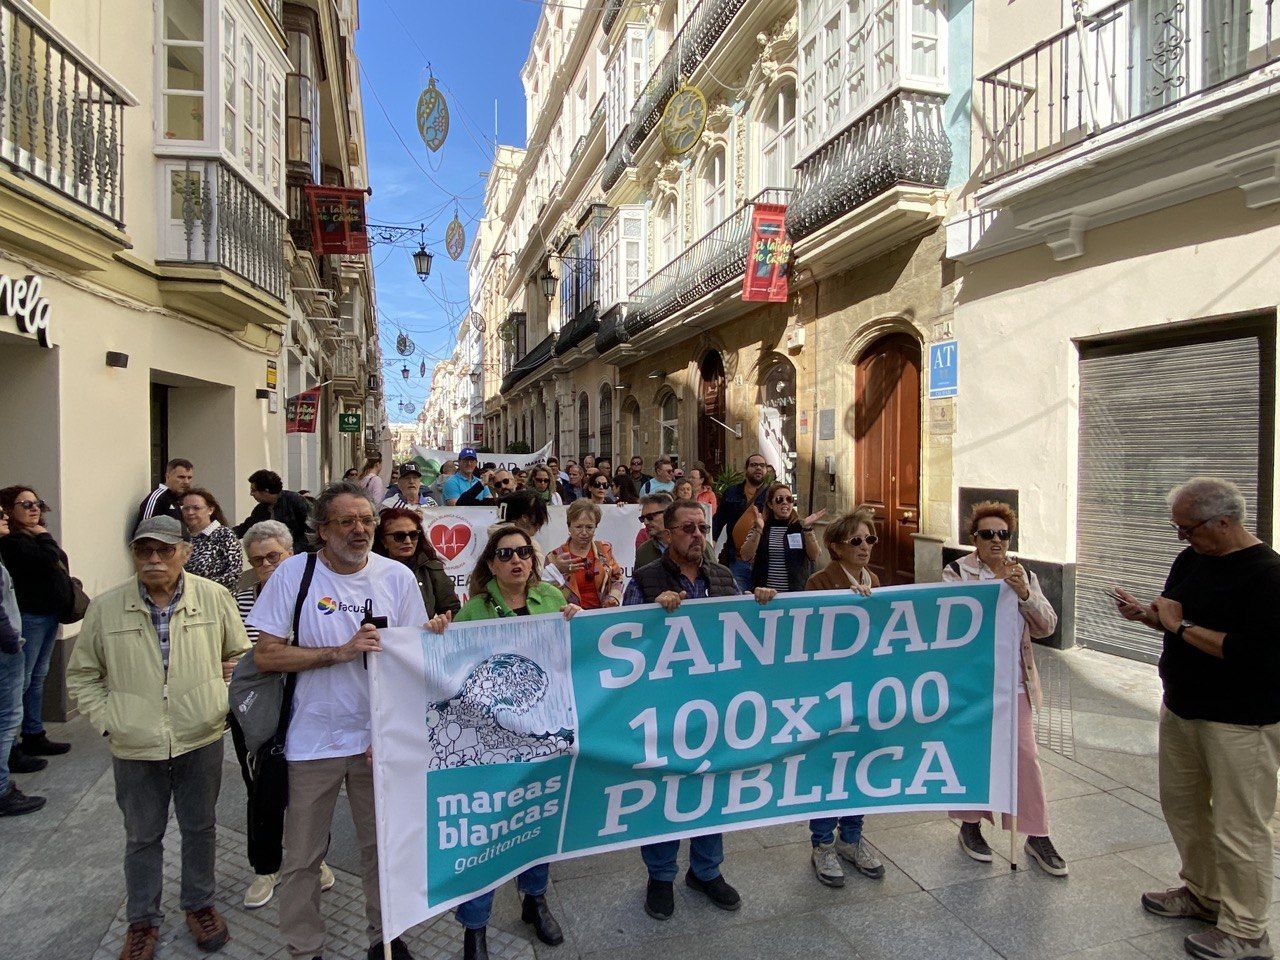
xmin=459 ymin=447 xmax=478 ymax=461
xmin=398 ymin=461 xmax=422 ymax=477
xmin=130 ymin=516 xmax=189 ymax=545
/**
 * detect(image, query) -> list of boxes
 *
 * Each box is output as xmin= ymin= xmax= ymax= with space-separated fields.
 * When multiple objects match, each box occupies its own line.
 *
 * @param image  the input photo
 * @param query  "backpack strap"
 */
xmin=275 ymin=551 xmax=319 ymax=740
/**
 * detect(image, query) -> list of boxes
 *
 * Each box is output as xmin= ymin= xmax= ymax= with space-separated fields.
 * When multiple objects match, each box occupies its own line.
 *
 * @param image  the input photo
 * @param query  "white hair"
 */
xmin=242 ymin=519 xmax=293 ymax=551
xmin=1167 ymin=477 xmax=1247 ymax=524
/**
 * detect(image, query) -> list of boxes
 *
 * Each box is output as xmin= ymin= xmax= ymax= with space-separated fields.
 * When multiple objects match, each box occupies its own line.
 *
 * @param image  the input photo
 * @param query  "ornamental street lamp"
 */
xmin=539 ymin=267 xmax=558 ymax=303
xmin=401 ymin=365 xmax=410 ymax=380
xmin=413 ymin=244 xmax=433 ymax=282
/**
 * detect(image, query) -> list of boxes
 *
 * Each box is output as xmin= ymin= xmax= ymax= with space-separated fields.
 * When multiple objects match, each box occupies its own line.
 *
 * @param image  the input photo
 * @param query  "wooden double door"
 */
xmin=854 ymin=334 xmax=921 ymax=585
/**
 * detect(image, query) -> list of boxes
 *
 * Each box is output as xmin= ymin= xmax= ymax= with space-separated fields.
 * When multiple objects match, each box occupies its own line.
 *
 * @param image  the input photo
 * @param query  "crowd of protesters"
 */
xmin=0 ymin=448 xmax=1271 ymax=960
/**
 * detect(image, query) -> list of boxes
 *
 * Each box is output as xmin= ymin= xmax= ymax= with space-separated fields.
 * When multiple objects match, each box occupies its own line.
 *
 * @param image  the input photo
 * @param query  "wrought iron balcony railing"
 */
xmin=164 ymin=158 xmax=287 ymax=302
xmin=627 ymin=188 xmax=793 ymax=332
xmin=787 ymin=91 xmax=951 ymax=242
xmin=625 ymin=0 xmax=748 ymax=152
xmin=602 ymin=131 xmax=632 ymax=191
xmin=0 ymin=0 xmax=131 ymax=225
xmin=977 ymin=0 xmax=1279 ymax=180
xmin=332 ymin=334 xmax=362 ymax=383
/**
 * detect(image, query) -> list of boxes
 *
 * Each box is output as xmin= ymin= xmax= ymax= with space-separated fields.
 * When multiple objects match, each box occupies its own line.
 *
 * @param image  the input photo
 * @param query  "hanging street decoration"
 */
xmin=470 ymin=310 xmax=485 ymax=333
xmin=416 ymin=75 xmax=450 ymax=153
xmin=420 ymin=359 xmax=427 ymax=377
xmin=445 ymin=212 xmax=466 ymax=261
xmin=661 ymin=85 xmax=708 ymax=156
xmin=396 ymin=332 xmax=415 ymax=356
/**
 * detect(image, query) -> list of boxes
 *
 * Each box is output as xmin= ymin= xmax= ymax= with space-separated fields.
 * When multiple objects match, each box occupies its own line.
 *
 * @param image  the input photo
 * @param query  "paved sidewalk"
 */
xmin=2 ymin=646 xmax=1277 ymax=960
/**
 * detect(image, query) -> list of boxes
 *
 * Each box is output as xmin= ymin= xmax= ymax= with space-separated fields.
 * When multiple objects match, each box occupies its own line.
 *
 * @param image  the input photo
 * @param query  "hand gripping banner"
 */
xmin=369 ymin=581 xmax=1021 ymax=940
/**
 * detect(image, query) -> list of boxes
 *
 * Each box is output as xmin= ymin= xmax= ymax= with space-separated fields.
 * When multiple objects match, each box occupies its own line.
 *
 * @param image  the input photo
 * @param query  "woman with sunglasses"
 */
xmin=373 ymin=507 xmax=461 ymax=620
xmin=945 ymin=500 xmax=1065 ymax=878
xmin=425 ymin=524 xmax=579 ymax=958
xmin=587 ymin=473 xmax=615 ymax=505
xmin=802 ymin=507 xmax=885 ymax=886
xmin=739 ymin=482 xmax=824 ymax=592
xmin=551 ymin=500 xmax=624 ymax=609
xmin=180 ymin=488 xmax=244 ymax=592
xmin=527 ymin=465 xmax=563 ymax=505
xmin=0 ymin=485 xmax=73 ymax=761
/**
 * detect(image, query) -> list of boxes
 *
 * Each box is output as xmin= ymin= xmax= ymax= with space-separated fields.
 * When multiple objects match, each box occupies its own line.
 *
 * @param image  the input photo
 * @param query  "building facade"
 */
xmin=0 ymin=0 xmax=383 ymax=716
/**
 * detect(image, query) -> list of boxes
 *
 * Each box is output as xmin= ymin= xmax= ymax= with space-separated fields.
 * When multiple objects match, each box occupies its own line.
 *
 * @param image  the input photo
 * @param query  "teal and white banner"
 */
xmin=370 ymin=582 xmax=1021 ymax=939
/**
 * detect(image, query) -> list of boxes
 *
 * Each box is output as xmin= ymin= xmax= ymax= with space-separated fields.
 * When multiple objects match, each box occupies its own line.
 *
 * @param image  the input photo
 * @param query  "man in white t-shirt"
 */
xmin=249 ymin=481 xmax=427 ymax=960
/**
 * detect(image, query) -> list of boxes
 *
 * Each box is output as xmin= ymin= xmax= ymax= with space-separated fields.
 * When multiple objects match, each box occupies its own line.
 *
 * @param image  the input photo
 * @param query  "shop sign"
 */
xmin=304 ymin=185 xmax=370 ymax=255
xmin=285 ymin=387 xmax=322 ymax=434
xmin=929 ymin=340 xmax=959 ymax=399
xmin=742 ymin=204 xmax=791 ymax=303
xmin=266 ymin=360 xmax=278 ymax=389
xmin=338 ymin=412 xmax=362 ymax=433
xmin=0 ymin=273 xmax=52 ymax=347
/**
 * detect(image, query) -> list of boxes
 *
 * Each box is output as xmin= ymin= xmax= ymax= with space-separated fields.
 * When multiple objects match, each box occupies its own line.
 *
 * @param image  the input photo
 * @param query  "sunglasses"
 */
xmin=533 ymin=476 xmax=550 ymax=484
xmin=494 ymin=545 xmax=534 ymax=562
xmin=388 ymin=530 xmax=420 ymax=543
xmin=132 ymin=543 xmax=178 ymax=560
xmin=641 ymin=511 xmax=665 ymax=523
xmin=773 ymin=495 xmax=795 ymax=505
xmin=496 ymin=478 xmax=513 ymax=487
xmin=846 ymin=535 xmax=879 ymax=547
xmin=248 ymin=550 xmax=287 ymax=568
xmin=670 ymin=521 xmax=711 ymax=536
xmin=975 ymin=529 xmax=1012 ymax=542
xmin=592 ymin=481 xmax=610 ymax=489
xmin=13 ymin=499 xmax=40 ymax=511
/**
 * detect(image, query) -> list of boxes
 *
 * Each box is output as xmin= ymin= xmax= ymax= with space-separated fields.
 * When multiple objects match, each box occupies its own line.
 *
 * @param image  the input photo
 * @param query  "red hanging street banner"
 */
xmin=304 ymin=185 xmax=370 ymax=255
xmin=285 ymin=387 xmax=322 ymax=434
xmin=742 ymin=203 xmax=792 ymax=303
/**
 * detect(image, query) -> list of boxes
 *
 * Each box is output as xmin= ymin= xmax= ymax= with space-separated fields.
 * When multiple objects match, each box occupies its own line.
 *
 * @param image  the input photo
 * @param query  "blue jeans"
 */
xmin=809 ymin=815 xmax=864 ymax=847
xmin=640 ymin=834 xmax=723 ymax=882
xmin=0 ymin=646 xmax=26 ymax=793
xmin=20 ymin=612 xmax=59 ymax=736
xmin=728 ymin=559 xmax=753 ymax=594
xmin=454 ymin=862 xmax=548 ymax=929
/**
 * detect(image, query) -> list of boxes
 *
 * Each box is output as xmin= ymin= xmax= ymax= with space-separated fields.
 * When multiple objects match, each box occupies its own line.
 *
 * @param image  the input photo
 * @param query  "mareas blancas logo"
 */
xmin=316 ymin=596 xmax=366 ymax=616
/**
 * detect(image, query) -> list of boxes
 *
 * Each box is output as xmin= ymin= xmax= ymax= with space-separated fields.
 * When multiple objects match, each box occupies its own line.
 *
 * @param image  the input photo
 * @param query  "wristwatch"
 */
xmin=1176 ymin=619 xmax=1195 ymax=640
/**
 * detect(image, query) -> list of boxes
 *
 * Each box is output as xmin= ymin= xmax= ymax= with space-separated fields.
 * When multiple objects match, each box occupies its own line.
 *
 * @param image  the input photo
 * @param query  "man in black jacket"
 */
xmin=234 ymin=471 xmax=311 ymax=550
xmin=135 ymin=458 xmax=194 ymax=531
xmin=1115 ymin=477 xmax=1280 ymax=960
xmin=712 ymin=453 xmax=771 ymax=591
xmin=622 ymin=500 xmax=776 ymax=923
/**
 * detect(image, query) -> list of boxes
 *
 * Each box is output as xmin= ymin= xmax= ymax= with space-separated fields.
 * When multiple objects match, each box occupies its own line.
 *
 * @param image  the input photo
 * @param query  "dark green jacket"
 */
xmin=455 ymin=579 xmax=566 ymax=621
xmin=411 ymin=551 xmax=462 ymax=618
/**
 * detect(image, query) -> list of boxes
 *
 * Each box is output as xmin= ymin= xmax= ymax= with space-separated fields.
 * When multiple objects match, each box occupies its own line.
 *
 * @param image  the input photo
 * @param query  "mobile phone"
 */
xmin=1103 ymin=587 xmax=1127 ymax=604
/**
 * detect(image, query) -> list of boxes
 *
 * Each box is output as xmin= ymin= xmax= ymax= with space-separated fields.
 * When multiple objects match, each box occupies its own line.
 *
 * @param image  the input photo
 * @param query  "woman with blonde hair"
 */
xmin=946 ymin=500 xmax=1065 ymax=877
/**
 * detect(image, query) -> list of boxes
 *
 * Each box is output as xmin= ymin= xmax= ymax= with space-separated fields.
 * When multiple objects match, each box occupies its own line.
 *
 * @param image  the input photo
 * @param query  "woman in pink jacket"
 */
xmin=944 ymin=500 xmax=1066 ymax=878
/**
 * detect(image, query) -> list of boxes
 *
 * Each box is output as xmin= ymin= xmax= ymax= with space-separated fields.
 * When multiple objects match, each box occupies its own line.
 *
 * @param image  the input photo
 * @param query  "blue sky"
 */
xmin=357 ymin=0 xmax=541 ymax=421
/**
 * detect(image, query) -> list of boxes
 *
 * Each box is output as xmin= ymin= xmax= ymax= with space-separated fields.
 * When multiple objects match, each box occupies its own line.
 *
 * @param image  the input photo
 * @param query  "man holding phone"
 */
xmin=249 ymin=481 xmax=428 ymax=960
xmin=1114 ymin=477 xmax=1280 ymax=960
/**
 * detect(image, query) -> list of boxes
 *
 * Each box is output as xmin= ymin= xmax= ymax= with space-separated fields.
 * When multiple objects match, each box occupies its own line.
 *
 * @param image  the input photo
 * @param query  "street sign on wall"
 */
xmin=338 ymin=412 xmax=362 ymax=433
xmin=929 ymin=340 xmax=959 ymax=399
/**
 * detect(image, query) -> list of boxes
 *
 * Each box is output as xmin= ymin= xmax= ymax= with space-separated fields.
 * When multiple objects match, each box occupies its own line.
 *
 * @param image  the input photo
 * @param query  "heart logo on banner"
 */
xmin=430 ymin=523 xmax=472 ymax=561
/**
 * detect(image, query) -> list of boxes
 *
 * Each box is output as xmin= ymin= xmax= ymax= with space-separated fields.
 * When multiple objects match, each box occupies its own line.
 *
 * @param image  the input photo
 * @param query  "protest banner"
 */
xmin=411 ymin=441 xmax=553 ymax=473
xmin=369 ymin=581 xmax=1020 ymax=941
xmin=415 ymin=504 xmax=642 ymax=602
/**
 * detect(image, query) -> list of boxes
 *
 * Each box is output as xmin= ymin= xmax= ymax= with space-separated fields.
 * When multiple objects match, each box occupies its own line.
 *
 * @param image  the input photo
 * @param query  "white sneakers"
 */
xmin=244 ymin=861 xmax=335 ymax=909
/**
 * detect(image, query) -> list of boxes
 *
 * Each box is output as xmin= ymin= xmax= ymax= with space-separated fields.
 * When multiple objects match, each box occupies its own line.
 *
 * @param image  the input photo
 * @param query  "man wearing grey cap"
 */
xmin=68 ymin=516 xmax=251 ymax=960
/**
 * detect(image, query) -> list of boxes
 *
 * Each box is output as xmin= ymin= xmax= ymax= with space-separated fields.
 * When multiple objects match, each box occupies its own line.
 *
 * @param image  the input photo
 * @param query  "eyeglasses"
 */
xmin=387 ymin=530 xmax=420 ymax=543
xmin=570 ymin=523 xmax=596 ymax=533
xmin=846 ymin=535 xmax=878 ymax=547
xmin=670 ymin=521 xmax=711 ymax=536
xmin=131 ymin=543 xmax=178 ymax=561
xmin=494 ymin=545 xmax=534 ymax=562
xmin=975 ymin=529 xmax=1012 ymax=542
xmin=773 ymin=495 xmax=795 ymax=505
xmin=641 ymin=511 xmax=665 ymax=523
xmin=745 ymin=461 xmax=767 ymax=469
xmin=248 ymin=550 xmax=286 ymax=568
xmin=1171 ymin=518 xmax=1212 ymax=537
xmin=179 ymin=504 xmax=208 ymax=513
xmin=324 ymin=515 xmax=377 ymax=530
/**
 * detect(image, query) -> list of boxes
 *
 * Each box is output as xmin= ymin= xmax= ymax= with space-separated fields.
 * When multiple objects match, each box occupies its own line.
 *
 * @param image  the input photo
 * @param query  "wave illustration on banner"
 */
xmin=426 ymin=653 xmax=576 ymax=769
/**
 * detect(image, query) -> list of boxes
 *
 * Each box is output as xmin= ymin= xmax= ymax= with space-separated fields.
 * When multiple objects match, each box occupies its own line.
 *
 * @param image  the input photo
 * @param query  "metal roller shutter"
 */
xmin=1075 ymin=329 xmax=1269 ymax=662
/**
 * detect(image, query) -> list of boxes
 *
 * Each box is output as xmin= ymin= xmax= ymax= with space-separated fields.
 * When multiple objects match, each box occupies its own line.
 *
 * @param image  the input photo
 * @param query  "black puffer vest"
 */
xmin=630 ymin=554 xmax=740 ymax=602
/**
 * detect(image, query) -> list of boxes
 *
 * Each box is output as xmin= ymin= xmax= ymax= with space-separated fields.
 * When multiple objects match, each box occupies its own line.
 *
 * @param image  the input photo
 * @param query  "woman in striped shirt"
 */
xmin=739 ymin=481 xmax=823 ymax=592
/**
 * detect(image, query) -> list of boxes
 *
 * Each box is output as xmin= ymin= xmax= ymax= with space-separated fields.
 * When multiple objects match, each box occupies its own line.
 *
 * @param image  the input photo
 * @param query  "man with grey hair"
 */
xmin=68 ymin=516 xmax=250 ymax=960
xmin=249 ymin=481 xmax=427 ymax=960
xmin=1114 ymin=477 xmax=1280 ymax=960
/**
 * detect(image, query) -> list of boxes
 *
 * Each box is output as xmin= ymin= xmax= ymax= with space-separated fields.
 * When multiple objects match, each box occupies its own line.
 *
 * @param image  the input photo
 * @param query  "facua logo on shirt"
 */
xmin=316 ymin=596 xmax=366 ymax=616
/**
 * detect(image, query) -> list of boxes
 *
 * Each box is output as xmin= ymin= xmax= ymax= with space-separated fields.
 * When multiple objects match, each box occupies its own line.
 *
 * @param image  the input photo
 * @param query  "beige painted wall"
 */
xmin=951 ymin=189 xmax=1280 ymax=561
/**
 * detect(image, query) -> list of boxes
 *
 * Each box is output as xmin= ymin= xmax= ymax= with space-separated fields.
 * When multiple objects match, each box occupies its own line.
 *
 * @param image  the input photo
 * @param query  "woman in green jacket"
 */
xmin=426 ymin=523 xmax=579 ymax=960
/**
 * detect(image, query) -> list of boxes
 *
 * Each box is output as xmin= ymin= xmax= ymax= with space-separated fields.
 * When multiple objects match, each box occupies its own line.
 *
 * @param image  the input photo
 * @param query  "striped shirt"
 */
xmin=234 ymin=584 xmax=260 ymax=643
xmin=139 ymin=575 xmax=185 ymax=669
xmin=764 ymin=526 xmax=790 ymax=591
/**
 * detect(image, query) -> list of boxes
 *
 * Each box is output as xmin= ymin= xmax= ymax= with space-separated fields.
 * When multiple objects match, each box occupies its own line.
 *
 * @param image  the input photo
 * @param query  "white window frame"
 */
xmin=658 ymin=391 xmax=679 ymax=458
xmin=159 ymin=0 xmax=209 ymax=145
xmin=701 ymin=148 xmax=727 ymax=233
xmin=759 ymin=82 xmax=797 ymax=189
xmin=601 ymin=205 xmax=647 ymax=310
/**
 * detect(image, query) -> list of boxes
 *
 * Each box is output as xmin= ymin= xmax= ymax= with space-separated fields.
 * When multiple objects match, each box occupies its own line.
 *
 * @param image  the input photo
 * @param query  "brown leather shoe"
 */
xmin=118 ymin=922 xmax=158 ymax=960
xmin=185 ymin=906 xmax=230 ymax=952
